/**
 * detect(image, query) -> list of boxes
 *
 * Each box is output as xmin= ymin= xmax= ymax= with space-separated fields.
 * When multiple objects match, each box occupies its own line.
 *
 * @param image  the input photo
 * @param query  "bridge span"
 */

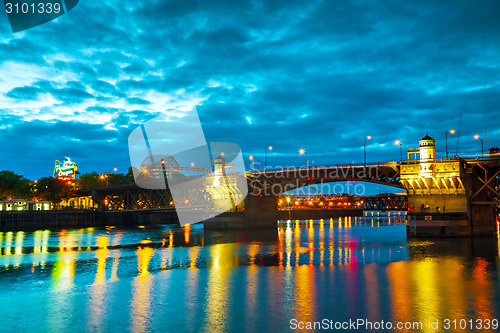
xmin=70 ymin=135 xmax=500 ymax=237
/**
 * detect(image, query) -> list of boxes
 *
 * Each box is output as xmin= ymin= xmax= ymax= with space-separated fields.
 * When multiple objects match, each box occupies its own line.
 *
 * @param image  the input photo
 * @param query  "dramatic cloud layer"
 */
xmin=0 ymin=0 xmax=499 ymax=184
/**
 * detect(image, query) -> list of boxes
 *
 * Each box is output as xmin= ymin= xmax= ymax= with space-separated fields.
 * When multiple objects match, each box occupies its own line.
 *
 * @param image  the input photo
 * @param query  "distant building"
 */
xmin=0 ymin=199 xmax=51 ymax=211
xmin=140 ymin=154 xmax=180 ymax=179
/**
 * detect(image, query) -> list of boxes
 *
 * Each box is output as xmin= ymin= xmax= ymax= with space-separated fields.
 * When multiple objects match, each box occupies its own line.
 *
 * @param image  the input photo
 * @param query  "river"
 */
xmin=0 ymin=213 xmax=499 ymax=332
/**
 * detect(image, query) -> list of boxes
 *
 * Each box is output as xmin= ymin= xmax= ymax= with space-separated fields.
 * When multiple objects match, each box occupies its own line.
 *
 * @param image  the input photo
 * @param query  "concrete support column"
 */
xmin=243 ymin=194 xmax=279 ymax=229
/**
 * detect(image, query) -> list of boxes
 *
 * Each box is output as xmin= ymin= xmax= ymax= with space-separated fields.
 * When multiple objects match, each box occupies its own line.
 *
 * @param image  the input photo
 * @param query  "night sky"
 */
xmin=0 ymin=0 xmax=499 ymax=187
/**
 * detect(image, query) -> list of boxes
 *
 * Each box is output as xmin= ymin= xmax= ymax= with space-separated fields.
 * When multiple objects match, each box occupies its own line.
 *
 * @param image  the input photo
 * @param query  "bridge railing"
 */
xmin=246 ymin=161 xmax=399 ymax=175
xmin=400 ymin=157 xmax=460 ymax=165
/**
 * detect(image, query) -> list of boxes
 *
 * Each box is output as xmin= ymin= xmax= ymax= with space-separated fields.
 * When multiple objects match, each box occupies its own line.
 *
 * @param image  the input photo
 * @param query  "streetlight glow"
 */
xmin=299 ymin=148 xmax=308 ymax=167
xmin=363 ymin=136 xmax=371 ymax=165
xmin=474 ymin=134 xmax=484 ymax=157
xmin=264 ymin=146 xmax=273 ymax=169
xmin=446 ymin=129 xmax=456 ymax=158
xmin=394 ymin=139 xmax=403 ymax=161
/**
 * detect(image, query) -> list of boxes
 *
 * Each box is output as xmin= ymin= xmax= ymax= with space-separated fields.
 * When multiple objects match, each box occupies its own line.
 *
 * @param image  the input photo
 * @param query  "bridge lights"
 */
xmin=299 ymin=148 xmax=308 ymax=168
xmin=364 ymin=136 xmax=371 ymax=166
xmin=264 ymin=146 xmax=273 ymax=169
xmin=474 ymin=134 xmax=484 ymax=157
xmin=446 ymin=129 xmax=456 ymax=158
xmin=394 ymin=140 xmax=403 ymax=161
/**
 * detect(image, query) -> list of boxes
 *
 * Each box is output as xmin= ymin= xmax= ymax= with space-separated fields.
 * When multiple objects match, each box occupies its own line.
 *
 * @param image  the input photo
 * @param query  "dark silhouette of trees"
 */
xmin=0 ymin=170 xmax=32 ymax=200
xmin=35 ymin=177 xmax=71 ymax=207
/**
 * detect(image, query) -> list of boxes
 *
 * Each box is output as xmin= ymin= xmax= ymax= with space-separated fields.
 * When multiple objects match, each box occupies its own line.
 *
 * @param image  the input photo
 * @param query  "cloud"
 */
xmin=0 ymin=0 xmax=498 ymax=186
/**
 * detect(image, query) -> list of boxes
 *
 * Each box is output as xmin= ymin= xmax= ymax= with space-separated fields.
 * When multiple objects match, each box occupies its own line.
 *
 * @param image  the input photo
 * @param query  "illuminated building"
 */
xmin=401 ymin=134 xmax=466 ymax=213
xmin=0 ymin=199 xmax=51 ymax=211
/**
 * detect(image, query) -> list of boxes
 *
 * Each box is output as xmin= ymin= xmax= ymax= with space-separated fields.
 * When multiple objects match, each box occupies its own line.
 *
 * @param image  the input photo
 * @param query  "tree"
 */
xmin=0 ymin=170 xmax=32 ymax=200
xmin=35 ymin=177 xmax=71 ymax=207
xmin=76 ymin=172 xmax=102 ymax=189
xmin=77 ymin=168 xmax=136 ymax=189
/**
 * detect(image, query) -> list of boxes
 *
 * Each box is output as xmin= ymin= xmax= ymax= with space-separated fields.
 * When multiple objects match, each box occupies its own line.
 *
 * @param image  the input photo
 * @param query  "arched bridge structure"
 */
xmin=70 ymin=155 xmax=500 ymax=236
xmin=245 ymin=162 xmax=403 ymax=195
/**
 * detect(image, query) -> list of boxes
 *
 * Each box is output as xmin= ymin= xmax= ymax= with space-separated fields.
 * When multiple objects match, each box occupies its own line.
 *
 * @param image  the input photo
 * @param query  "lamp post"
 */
xmin=264 ymin=146 xmax=272 ymax=169
xmin=394 ymin=140 xmax=402 ymax=161
xmin=249 ymin=155 xmax=254 ymax=171
xmin=363 ymin=136 xmax=371 ymax=166
xmin=446 ymin=129 xmax=456 ymax=158
xmin=161 ymin=159 xmax=168 ymax=180
xmin=299 ymin=148 xmax=308 ymax=168
xmin=474 ymin=134 xmax=484 ymax=157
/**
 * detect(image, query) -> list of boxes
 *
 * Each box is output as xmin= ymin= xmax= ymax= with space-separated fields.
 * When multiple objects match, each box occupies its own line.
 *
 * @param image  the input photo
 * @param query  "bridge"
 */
xmin=246 ymin=162 xmax=403 ymax=195
xmin=70 ymin=135 xmax=500 ymax=237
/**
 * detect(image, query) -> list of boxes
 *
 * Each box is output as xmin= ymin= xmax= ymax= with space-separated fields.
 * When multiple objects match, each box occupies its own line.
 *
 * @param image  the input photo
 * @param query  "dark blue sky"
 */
xmin=0 ymin=0 xmax=499 ymax=182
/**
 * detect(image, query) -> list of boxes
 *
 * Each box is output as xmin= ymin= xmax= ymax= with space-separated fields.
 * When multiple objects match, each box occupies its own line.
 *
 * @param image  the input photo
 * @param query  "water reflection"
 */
xmin=131 ymin=246 xmax=155 ymax=332
xmin=0 ymin=215 xmax=499 ymax=332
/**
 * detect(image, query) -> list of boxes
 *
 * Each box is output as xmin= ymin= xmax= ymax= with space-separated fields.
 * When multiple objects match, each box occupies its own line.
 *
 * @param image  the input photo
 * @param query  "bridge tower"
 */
xmin=418 ymin=134 xmax=435 ymax=177
xmin=203 ymin=155 xmax=278 ymax=229
xmin=204 ymin=155 xmax=244 ymax=213
xmin=402 ymin=135 xmax=499 ymax=236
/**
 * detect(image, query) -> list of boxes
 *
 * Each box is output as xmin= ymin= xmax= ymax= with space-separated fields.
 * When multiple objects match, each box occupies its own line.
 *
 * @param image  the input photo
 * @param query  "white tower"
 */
xmin=419 ymin=134 xmax=435 ymax=176
xmin=419 ymin=134 xmax=435 ymax=162
xmin=214 ymin=155 xmax=225 ymax=175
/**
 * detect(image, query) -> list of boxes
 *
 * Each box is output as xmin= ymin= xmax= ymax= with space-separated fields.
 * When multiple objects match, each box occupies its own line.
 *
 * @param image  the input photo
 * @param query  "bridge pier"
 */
xmin=203 ymin=195 xmax=278 ymax=230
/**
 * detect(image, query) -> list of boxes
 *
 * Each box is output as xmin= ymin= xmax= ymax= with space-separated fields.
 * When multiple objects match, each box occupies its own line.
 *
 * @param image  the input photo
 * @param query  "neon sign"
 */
xmin=53 ymin=157 xmax=78 ymax=179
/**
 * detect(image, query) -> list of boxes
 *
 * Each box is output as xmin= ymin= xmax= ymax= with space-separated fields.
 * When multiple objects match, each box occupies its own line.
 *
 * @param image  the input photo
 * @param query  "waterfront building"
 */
xmin=0 ymin=199 xmax=51 ymax=211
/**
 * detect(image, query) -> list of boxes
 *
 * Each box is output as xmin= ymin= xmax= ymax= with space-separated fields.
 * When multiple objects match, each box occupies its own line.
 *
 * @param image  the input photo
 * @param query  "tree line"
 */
xmin=0 ymin=167 xmax=136 ymax=205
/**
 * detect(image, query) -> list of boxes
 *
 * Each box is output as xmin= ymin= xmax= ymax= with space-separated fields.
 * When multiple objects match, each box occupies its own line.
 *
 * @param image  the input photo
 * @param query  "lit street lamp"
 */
xmin=264 ymin=146 xmax=272 ymax=169
xmin=100 ymin=174 xmax=108 ymax=186
xmin=299 ymin=148 xmax=308 ymax=167
xmin=249 ymin=155 xmax=254 ymax=171
xmin=363 ymin=136 xmax=371 ymax=166
xmin=474 ymin=134 xmax=484 ymax=157
xmin=446 ymin=129 xmax=455 ymax=158
xmin=394 ymin=140 xmax=402 ymax=161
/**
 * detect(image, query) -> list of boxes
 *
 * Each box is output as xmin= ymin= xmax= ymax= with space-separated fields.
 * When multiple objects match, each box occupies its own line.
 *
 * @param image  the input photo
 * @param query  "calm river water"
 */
xmin=1 ymin=213 xmax=500 ymax=332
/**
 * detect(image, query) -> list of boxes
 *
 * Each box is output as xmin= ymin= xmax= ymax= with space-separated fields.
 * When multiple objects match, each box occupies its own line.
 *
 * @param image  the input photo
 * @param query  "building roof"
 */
xmin=420 ymin=134 xmax=435 ymax=141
